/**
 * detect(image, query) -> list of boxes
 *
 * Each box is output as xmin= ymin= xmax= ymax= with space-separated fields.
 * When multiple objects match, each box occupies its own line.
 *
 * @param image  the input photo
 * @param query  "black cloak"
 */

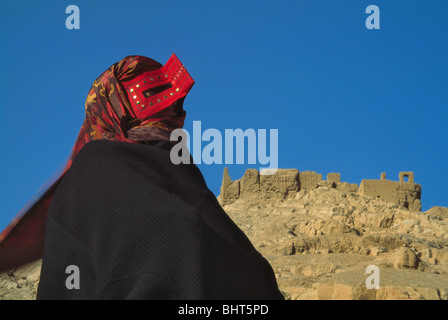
xmin=36 ymin=139 xmax=284 ymax=300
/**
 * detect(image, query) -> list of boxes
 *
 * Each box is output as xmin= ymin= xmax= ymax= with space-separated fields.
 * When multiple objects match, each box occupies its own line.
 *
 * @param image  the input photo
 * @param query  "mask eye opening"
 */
xmin=142 ymin=83 xmax=173 ymax=98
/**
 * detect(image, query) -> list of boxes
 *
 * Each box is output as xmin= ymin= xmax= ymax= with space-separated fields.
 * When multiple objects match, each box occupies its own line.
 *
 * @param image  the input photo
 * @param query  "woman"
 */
xmin=1 ymin=54 xmax=283 ymax=299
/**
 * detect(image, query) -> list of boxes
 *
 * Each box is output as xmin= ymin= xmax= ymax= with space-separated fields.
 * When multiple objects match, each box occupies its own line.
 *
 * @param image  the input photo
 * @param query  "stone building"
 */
xmin=359 ymin=172 xmax=422 ymax=211
xmin=218 ymin=168 xmax=422 ymax=211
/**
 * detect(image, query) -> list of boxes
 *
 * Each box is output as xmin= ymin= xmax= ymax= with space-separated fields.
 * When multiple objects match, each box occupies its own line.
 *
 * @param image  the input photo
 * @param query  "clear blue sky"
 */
xmin=1 ymin=0 xmax=447 ymax=231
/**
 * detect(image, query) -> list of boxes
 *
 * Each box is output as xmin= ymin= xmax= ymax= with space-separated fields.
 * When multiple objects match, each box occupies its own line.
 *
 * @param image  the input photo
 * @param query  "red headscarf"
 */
xmin=0 ymin=54 xmax=194 ymax=271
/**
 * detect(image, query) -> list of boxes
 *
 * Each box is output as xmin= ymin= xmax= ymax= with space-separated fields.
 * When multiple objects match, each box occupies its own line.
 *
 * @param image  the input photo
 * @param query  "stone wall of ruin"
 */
xmin=359 ymin=173 xmax=422 ymax=211
xmin=219 ymin=168 xmax=422 ymax=211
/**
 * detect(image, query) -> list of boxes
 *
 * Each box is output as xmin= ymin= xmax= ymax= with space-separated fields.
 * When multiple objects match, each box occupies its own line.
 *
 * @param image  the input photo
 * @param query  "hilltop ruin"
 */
xmin=219 ymin=168 xmax=422 ymax=211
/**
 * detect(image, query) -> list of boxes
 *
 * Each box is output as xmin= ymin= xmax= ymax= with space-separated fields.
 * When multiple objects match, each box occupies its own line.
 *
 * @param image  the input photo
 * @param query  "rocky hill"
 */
xmin=1 ymin=168 xmax=447 ymax=300
xmin=219 ymin=168 xmax=448 ymax=299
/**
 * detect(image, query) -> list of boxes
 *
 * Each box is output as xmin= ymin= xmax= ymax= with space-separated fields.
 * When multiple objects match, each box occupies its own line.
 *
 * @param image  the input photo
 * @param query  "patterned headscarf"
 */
xmin=0 ymin=54 xmax=194 ymax=271
xmin=70 ymin=54 xmax=192 ymax=164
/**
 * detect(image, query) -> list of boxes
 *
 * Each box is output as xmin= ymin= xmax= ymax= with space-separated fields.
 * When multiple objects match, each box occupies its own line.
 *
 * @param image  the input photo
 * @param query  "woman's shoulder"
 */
xmin=74 ymin=139 xmax=173 ymax=162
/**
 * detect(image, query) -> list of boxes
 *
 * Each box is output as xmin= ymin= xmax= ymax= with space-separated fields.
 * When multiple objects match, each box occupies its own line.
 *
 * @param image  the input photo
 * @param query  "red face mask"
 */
xmin=122 ymin=53 xmax=195 ymax=120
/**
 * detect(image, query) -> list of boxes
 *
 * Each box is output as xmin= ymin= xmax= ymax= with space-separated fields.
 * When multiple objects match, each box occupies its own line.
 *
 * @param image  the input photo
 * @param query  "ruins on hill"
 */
xmin=359 ymin=171 xmax=422 ymax=211
xmin=219 ymin=168 xmax=422 ymax=211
